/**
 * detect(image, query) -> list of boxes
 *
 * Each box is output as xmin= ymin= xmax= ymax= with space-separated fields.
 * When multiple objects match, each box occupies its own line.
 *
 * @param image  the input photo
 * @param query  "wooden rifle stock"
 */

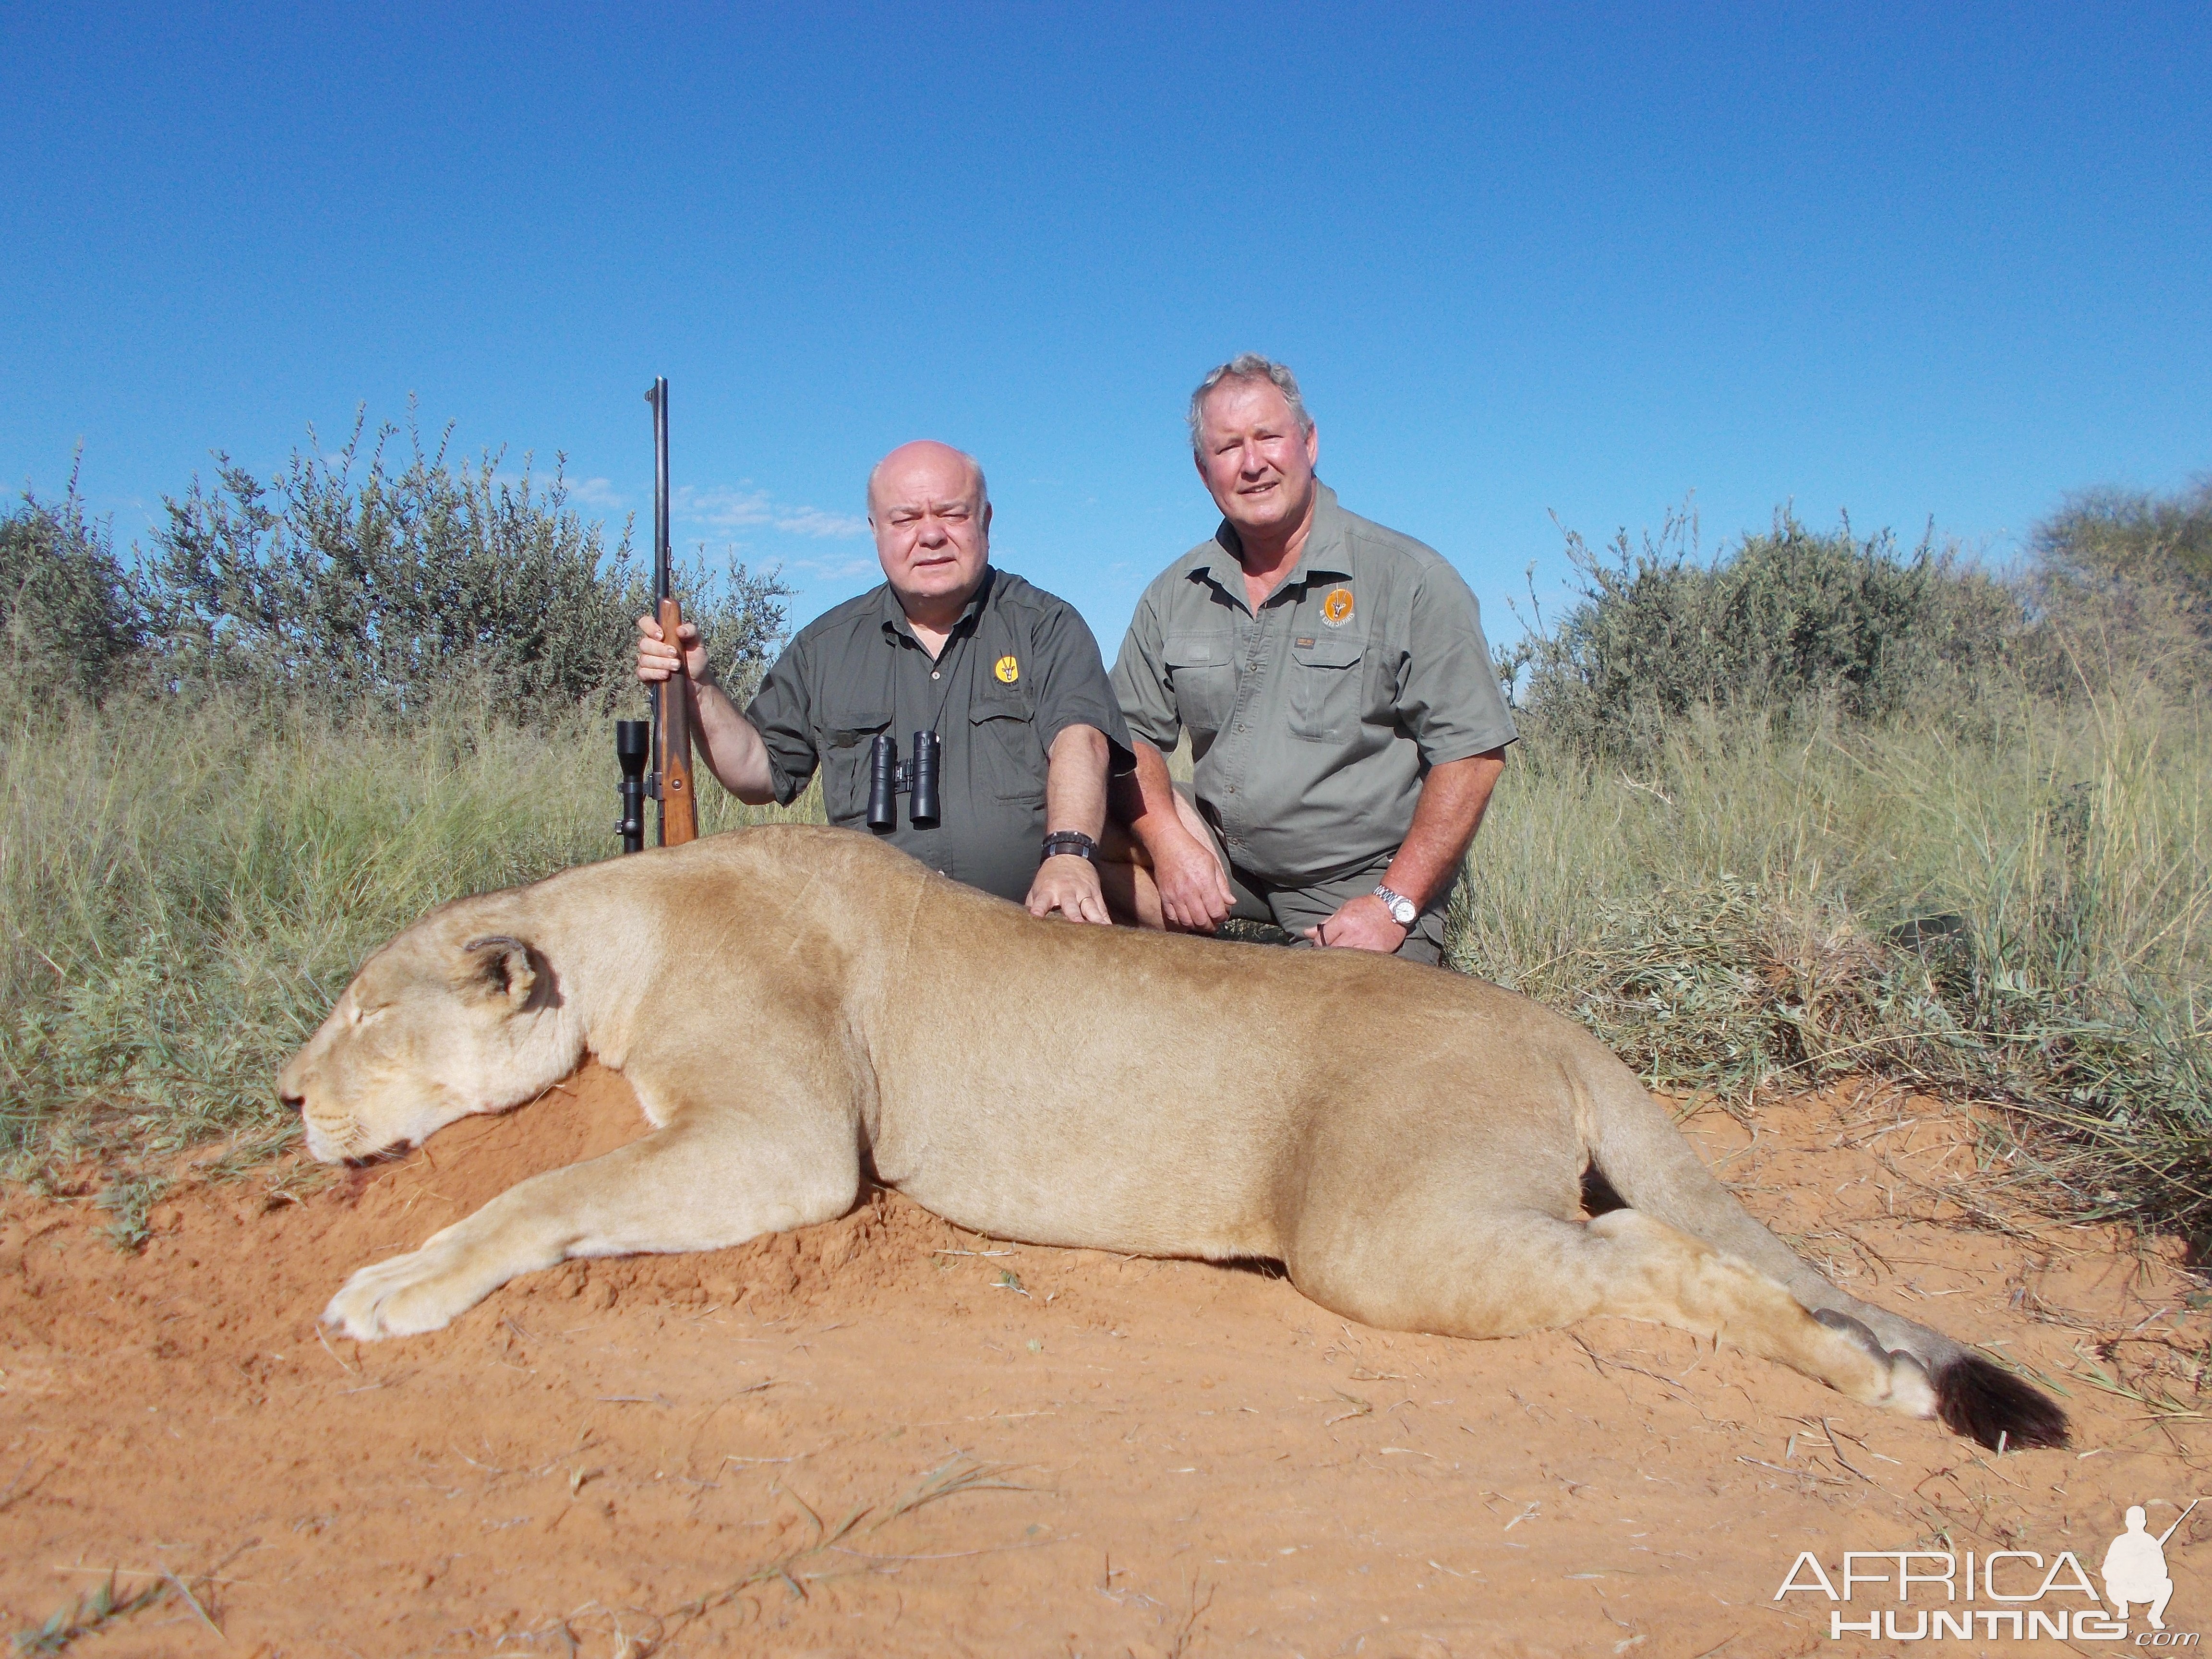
xmin=656 ymin=592 xmax=697 ymax=844
xmin=648 ymin=376 xmax=697 ymax=846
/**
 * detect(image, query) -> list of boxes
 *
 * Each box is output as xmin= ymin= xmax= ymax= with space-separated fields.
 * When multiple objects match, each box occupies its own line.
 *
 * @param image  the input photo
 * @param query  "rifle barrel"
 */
xmin=646 ymin=376 xmax=697 ymax=846
xmin=2157 ymin=1499 xmax=2200 ymax=1545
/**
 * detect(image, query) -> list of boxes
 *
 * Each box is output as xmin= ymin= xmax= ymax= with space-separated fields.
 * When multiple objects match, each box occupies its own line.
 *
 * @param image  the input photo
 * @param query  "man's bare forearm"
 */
xmin=1380 ymin=748 xmax=1507 ymax=910
xmin=1045 ymin=724 xmax=1109 ymax=839
xmin=687 ymin=671 xmax=779 ymax=804
xmin=1115 ymin=740 xmax=1189 ymax=854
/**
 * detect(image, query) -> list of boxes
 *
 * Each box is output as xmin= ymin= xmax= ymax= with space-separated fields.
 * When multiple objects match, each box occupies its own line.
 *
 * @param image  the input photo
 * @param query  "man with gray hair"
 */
xmin=640 ymin=439 xmax=1130 ymax=922
xmin=1105 ymin=356 xmax=1516 ymax=964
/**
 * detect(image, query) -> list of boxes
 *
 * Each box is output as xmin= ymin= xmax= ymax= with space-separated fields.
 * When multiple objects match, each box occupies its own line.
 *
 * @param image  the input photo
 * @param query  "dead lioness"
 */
xmin=281 ymin=826 xmax=2064 ymax=1450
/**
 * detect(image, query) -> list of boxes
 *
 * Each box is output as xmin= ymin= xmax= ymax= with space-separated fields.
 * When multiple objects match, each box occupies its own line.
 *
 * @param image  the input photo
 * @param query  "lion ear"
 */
xmin=458 ymin=935 xmax=539 ymax=1008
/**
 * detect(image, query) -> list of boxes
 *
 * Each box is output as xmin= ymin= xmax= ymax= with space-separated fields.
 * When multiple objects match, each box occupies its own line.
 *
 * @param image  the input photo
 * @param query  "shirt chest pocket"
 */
xmin=1289 ymin=637 xmax=1365 ymax=742
xmin=818 ymin=699 xmax=892 ymax=826
xmin=1164 ymin=634 xmax=1236 ymax=739
xmin=970 ymin=692 xmax=1044 ymax=803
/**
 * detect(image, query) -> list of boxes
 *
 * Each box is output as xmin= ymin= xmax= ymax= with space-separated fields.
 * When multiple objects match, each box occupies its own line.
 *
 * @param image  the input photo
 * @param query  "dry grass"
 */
xmin=1454 ymin=678 xmax=2211 ymax=1240
xmin=2 ymin=657 xmax=2205 ymax=1247
xmin=0 ymin=677 xmax=821 ymax=1211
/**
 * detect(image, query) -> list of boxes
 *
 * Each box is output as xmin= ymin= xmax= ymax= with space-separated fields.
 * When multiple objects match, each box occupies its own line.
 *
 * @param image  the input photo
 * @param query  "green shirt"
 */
xmin=1110 ymin=483 xmax=1517 ymax=887
xmin=745 ymin=568 xmax=1131 ymax=904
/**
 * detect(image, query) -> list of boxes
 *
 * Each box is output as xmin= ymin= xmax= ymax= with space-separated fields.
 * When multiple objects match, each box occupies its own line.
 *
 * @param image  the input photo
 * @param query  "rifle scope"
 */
xmin=615 ymin=719 xmax=649 ymax=854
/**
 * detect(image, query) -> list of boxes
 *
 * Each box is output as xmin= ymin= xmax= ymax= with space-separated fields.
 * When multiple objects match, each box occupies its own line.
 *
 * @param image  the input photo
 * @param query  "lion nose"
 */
xmin=279 ymin=1090 xmax=305 ymax=1114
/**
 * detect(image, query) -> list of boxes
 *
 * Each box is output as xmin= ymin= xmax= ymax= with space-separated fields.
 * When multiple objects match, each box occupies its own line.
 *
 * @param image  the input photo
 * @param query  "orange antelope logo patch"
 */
xmin=1320 ymin=587 xmax=1355 ymax=627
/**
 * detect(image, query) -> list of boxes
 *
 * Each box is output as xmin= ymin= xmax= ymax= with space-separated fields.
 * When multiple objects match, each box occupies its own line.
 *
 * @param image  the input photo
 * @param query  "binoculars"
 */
xmin=866 ymin=731 xmax=941 ymax=831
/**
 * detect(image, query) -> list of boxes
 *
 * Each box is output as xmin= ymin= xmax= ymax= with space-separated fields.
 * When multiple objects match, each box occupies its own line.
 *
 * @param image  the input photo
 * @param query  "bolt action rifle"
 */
xmin=616 ymin=376 xmax=697 ymax=852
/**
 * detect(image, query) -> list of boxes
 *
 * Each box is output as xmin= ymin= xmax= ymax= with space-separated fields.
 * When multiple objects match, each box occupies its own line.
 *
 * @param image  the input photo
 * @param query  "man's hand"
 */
xmin=1027 ymin=854 xmax=1110 ymax=925
xmin=1303 ymin=892 xmax=1408 ymax=954
xmin=637 ymin=613 xmax=711 ymax=684
xmin=1151 ymin=824 xmax=1234 ymax=933
xmin=637 ymin=613 xmax=777 ymax=802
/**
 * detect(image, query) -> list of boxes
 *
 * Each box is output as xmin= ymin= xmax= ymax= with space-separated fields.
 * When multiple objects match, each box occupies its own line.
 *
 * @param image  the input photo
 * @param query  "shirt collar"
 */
xmin=1196 ymin=481 xmax=1351 ymax=608
xmin=881 ymin=565 xmax=996 ymax=643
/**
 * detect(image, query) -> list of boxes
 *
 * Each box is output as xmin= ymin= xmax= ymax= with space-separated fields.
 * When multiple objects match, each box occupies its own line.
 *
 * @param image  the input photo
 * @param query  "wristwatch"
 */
xmin=1371 ymin=884 xmax=1417 ymax=927
xmin=1040 ymin=830 xmax=1100 ymax=865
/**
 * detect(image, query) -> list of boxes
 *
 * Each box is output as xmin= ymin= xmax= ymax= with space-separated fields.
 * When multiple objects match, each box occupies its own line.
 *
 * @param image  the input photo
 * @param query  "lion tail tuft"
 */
xmin=1934 ymin=1353 xmax=2070 ymax=1451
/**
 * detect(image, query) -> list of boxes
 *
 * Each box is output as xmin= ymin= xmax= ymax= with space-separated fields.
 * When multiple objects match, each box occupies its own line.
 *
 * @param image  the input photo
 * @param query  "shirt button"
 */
xmin=931 ymin=671 xmax=940 ymax=680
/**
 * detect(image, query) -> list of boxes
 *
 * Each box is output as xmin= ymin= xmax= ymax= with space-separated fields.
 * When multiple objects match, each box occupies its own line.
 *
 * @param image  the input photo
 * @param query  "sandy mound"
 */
xmin=1 ymin=1066 xmax=2204 ymax=1656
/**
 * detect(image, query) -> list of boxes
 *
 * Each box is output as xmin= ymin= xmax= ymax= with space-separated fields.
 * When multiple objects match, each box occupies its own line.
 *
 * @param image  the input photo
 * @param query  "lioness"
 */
xmin=281 ymin=826 xmax=2065 ymax=1450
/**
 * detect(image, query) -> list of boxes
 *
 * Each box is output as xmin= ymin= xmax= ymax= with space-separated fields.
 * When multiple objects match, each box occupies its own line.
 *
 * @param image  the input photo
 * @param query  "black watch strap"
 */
xmin=1040 ymin=830 xmax=1099 ymax=865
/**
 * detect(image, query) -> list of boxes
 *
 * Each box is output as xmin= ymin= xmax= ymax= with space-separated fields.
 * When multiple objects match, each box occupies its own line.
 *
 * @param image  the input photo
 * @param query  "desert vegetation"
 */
xmin=0 ymin=419 xmax=802 ymax=1236
xmin=3 ymin=422 xmax=2206 ymax=1249
xmin=1472 ymin=488 xmax=2211 ymax=1242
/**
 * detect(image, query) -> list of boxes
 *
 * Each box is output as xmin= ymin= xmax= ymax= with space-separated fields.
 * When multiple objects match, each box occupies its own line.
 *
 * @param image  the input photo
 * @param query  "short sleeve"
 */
xmin=742 ymin=637 xmax=821 ymax=806
xmin=1028 ymin=598 xmax=1136 ymax=773
xmin=1395 ymin=562 xmax=1519 ymax=765
xmin=1109 ymin=587 xmax=1181 ymax=752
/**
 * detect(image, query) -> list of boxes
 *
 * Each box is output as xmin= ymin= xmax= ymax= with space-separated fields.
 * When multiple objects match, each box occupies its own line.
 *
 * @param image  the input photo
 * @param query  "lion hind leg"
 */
xmin=1300 ymin=1207 xmax=1926 ymax=1416
xmin=323 ymin=1116 xmax=859 ymax=1341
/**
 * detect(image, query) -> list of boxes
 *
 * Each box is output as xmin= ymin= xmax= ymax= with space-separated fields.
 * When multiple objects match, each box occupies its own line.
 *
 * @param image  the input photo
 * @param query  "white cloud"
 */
xmin=784 ymin=553 xmax=885 ymax=583
xmin=774 ymin=507 xmax=870 ymax=538
xmin=673 ymin=484 xmax=771 ymax=529
xmin=566 ymin=475 xmax=625 ymax=509
xmin=673 ymin=483 xmax=867 ymax=539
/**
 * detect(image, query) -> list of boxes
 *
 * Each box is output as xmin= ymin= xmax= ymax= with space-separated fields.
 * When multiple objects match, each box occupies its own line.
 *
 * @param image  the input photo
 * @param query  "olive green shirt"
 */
xmin=745 ymin=568 xmax=1131 ymax=905
xmin=1110 ymin=483 xmax=1517 ymax=887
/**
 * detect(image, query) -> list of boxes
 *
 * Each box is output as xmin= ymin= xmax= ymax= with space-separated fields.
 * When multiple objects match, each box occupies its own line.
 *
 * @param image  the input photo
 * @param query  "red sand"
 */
xmin=2 ymin=1065 xmax=2205 ymax=1656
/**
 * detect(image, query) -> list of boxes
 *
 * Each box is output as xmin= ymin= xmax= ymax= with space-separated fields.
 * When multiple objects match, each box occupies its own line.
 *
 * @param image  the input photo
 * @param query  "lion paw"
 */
xmin=1884 ymin=1350 xmax=1938 ymax=1418
xmin=322 ymin=1242 xmax=491 ymax=1340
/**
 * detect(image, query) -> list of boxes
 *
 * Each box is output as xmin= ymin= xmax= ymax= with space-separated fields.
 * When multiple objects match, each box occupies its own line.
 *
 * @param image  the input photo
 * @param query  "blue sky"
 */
xmin=4 ymin=3 xmax=2207 ymax=655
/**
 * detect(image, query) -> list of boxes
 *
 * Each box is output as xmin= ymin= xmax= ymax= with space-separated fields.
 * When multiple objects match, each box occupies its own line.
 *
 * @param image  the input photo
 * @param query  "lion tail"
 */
xmin=1580 ymin=1052 xmax=2068 ymax=1450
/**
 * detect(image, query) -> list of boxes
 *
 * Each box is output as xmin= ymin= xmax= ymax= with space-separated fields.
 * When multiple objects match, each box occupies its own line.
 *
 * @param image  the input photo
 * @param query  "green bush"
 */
xmin=139 ymin=409 xmax=791 ymax=718
xmin=2031 ymin=478 xmax=2212 ymax=691
xmin=0 ymin=481 xmax=141 ymax=697
xmin=1503 ymin=507 xmax=2032 ymax=758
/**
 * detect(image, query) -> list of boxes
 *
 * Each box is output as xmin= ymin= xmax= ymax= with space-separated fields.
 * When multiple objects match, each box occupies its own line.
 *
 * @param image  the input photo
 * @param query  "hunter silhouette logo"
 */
xmin=2107 ymin=1502 xmax=2196 ymax=1631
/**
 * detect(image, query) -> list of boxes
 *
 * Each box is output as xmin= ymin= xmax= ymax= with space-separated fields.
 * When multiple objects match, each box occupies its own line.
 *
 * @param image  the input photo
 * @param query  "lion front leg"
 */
xmin=323 ymin=1114 xmax=860 ymax=1340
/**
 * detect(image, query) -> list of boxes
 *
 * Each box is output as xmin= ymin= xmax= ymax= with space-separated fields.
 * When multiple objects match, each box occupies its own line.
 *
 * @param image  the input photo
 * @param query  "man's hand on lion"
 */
xmin=1150 ymin=827 xmax=1234 ymax=933
xmin=1304 ymin=892 xmax=1409 ymax=954
xmin=1026 ymin=853 xmax=1111 ymax=925
xmin=636 ymin=613 xmax=711 ymax=684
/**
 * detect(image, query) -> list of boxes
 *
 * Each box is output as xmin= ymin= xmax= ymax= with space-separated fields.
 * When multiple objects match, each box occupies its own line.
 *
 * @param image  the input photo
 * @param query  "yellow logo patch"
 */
xmin=993 ymin=654 xmax=1021 ymax=684
xmin=1320 ymin=587 xmax=1355 ymax=627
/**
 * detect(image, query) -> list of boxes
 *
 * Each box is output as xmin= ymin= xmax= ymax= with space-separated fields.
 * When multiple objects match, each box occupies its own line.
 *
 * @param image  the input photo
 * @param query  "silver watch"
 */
xmin=1371 ymin=884 xmax=1417 ymax=927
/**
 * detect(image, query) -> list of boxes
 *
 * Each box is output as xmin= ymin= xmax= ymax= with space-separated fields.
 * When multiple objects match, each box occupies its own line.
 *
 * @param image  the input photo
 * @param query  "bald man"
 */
xmin=637 ymin=441 xmax=1130 ymax=922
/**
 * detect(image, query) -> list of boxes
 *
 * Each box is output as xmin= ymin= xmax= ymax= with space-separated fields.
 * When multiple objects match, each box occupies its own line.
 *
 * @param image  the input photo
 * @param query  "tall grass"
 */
xmin=7 ymin=661 xmax=2202 ymax=1242
xmin=0 ymin=678 xmax=820 ymax=1187
xmin=1454 ymin=680 xmax=2211 ymax=1236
